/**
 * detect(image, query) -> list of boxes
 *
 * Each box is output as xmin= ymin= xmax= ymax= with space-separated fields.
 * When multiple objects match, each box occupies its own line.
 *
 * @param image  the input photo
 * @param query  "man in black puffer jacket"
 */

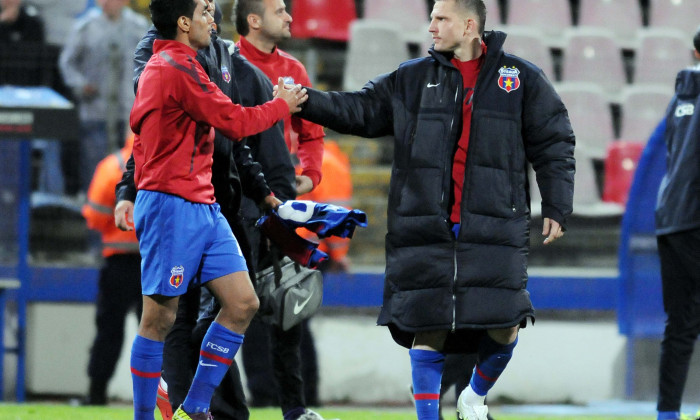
xmin=296 ymin=1 xmax=575 ymax=419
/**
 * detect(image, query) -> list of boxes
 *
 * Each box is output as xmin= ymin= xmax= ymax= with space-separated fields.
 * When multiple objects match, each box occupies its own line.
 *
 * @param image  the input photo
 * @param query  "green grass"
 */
xmin=0 ymin=404 xmax=656 ymax=420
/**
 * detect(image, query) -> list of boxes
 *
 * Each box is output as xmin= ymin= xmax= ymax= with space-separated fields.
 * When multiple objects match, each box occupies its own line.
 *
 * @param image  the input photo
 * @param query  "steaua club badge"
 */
xmin=498 ymin=66 xmax=521 ymax=93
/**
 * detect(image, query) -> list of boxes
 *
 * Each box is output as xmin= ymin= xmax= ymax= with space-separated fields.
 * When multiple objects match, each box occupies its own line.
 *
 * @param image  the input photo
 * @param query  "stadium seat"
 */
xmin=619 ymin=85 xmax=673 ymax=141
xmin=602 ymin=141 xmax=645 ymax=205
xmin=560 ymin=28 xmax=627 ymax=100
xmin=577 ymin=0 xmax=643 ymax=49
xmin=504 ymin=0 xmax=572 ymax=47
xmin=290 ymin=0 xmax=357 ymax=41
xmin=555 ymin=82 xmax=615 ymax=159
xmin=648 ymin=0 xmax=700 ymax=41
xmin=363 ymin=0 xmax=429 ymax=44
xmin=634 ymin=28 xmax=695 ymax=86
xmin=573 ymin=148 xmax=625 ymax=217
xmin=502 ymin=26 xmax=555 ymax=78
xmin=343 ymin=19 xmax=410 ymax=91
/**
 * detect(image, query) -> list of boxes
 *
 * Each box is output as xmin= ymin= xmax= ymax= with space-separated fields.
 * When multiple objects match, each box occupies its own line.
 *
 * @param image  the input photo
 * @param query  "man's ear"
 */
xmin=177 ymin=15 xmax=191 ymax=34
xmin=247 ymin=13 xmax=261 ymax=30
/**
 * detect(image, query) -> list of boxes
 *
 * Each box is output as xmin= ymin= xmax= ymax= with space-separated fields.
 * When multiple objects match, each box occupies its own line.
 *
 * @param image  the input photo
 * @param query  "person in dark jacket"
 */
xmin=115 ymin=2 xmax=295 ymax=419
xmin=654 ymin=27 xmax=700 ymax=420
xmin=295 ymin=1 xmax=575 ymax=419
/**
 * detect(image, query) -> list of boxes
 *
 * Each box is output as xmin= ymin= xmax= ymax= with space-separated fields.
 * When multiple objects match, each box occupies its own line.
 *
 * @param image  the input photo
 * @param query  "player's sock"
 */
xmin=183 ymin=321 xmax=243 ymax=414
xmin=410 ymin=348 xmax=445 ymax=420
xmin=283 ymin=406 xmax=306 ymax=420
xmin=657 ymin=411 xmax=681 ymax=420
xmin=130 ymin=335 xmax=164 ymax=420
xmin=470 ymin=334 xmax=518 ymax=397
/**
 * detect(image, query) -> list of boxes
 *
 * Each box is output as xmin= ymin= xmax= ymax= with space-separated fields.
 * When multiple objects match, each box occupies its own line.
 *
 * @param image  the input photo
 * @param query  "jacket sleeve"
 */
xmin=133 ymin=25 xmax=158 ymax=94
xmin=522 ymin=69 xmax=576 ymax=229
xmin=115 ymin=152 xmax=137 ymax=203
xmin=233 ymin=139 xmax=272 ymax=205
xmin=58 ymin=20 xmax=88 ymax=96
xmin=297 ymin=72 xmax=395 ymax=139
xmin=83 ymin=157 xmax=118 ymax=233
xmin=175 ymin=64 xmax=289 ymax=141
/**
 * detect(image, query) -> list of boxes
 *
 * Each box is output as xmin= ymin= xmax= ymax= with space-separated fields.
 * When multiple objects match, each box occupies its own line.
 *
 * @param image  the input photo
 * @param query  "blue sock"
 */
xmin=183 ymin=322 xmax=243 ymax=414
xmin=409 ymin=349 xmax=445 ymax=420
xmin=658 ymin=411 xmax=681 ymax=420
xmin=130 ymin=335 xmax=164 ymax=420
xmin=470 ymin=334 xmax=518 ymax=396
xmin=283 ymin=406 xmax=306 ymax=420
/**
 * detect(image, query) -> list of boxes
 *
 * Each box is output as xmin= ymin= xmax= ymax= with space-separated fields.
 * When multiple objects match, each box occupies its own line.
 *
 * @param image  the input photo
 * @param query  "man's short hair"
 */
xmin=150 ymin=0 xmax=198 ymax=40
xmin=437 ymin=0 xmax=487 ymax=36
xmin=233 ymin=0 xmax=265 ymax=37
xmin=694 ymin=25 xmax=700 ymax=53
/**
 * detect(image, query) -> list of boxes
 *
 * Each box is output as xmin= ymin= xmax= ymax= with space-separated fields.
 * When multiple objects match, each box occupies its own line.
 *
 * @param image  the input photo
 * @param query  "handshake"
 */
xmin=273 ymin=77 xmax=308 ymax=114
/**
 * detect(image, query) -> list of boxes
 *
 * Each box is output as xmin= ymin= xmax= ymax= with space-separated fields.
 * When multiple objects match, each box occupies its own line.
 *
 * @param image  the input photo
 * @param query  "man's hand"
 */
xmin=115 ymin=200 xmax=135 ymax=231
xmin=295 ymin=175 xmax=313 ymax=195
xmin=274 ymin=77 xmax=307 ymax=114
xmin=542 ymin=217 xmax=564 ymax=245
xmin=261 ymin=194 xmax=282 ymax=210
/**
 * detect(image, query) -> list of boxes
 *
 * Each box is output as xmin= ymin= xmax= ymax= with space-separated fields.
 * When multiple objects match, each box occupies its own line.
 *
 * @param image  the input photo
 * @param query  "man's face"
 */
xmin=98 ymin=0 xmax=128 ymax=19
xmin=428 ymin=0 xmax=470 ymax=53
xmin=188 ymin=0 xmax=215 ymax=49
xmin=259 ymin=0 xmax=292 ymax=43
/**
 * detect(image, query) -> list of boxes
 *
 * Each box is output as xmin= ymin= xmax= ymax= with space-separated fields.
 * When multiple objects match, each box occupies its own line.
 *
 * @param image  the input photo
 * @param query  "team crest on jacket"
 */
xmin=498 ymin=66 xmax=520 ymax=93
xmin=169 ymin=265 xmax=184 ymax=288
xmin=222 ymin=66 xmax=231 ymax=83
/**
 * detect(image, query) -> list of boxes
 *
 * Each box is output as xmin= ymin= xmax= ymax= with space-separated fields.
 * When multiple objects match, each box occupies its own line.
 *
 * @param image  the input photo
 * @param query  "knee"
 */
xmin=487 ymin=326 xmax=519 ymax=345
xmin=139 ymin=310 xmax=176 ymax=341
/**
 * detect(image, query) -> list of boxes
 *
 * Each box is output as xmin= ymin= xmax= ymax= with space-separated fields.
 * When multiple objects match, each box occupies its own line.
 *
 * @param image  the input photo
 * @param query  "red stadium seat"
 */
xmin=290 ymin=0 xmax=357 ymax=41
xmin=602 ymin=141 xmax=645 ymax=205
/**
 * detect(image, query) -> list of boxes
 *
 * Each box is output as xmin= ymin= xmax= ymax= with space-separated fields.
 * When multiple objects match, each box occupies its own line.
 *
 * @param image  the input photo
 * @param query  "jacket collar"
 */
xmin=428 ymin=30 xmax=506 ymax=68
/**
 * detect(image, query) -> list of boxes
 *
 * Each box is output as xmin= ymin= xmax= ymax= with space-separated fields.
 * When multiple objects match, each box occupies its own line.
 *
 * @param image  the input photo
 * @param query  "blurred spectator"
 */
xmin=81 ymin=131 xmax=141 ymax=405
xmin=0 ymin=0 xmax=46 ymax=85
xmin=59 ymin=0 xmax=148 ymax=195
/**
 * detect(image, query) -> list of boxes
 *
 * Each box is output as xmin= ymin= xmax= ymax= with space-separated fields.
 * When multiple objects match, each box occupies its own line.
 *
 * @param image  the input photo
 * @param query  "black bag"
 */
xmin=255 ymin=256 xmax=323 ymax=331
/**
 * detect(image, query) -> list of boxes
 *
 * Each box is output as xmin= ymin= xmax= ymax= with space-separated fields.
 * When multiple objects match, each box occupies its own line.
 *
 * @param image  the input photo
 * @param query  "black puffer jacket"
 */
xmin=656 ymin=65 xmax=700 ymax=236
xmin=298 ymin=31 xmax=575 ymax=351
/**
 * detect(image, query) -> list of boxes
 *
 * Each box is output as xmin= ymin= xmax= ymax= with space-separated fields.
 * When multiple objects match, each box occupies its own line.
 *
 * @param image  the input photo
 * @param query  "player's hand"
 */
xmin=115 ymin=200 xmax=135 ymax=231
xmin=274 ymin=77 xmax=307 ymax=114
xmin=295 ymin=175 xmax=313 ymax=195
xmin=261 ymin=194 xmax=282 ymax=210
xmin=542 ymin=217 xmax=563 ymax=245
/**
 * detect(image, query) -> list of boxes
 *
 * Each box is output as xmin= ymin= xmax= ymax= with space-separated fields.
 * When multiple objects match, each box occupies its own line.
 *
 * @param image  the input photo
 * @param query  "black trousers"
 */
xmin=657 ymin=228 xmax=700 ymax=412
xmin=87 ymin=253 xmax=142 ymax=400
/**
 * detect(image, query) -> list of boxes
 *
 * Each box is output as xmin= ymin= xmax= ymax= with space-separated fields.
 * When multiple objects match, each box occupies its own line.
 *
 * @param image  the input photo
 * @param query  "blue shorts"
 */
xmin=133 ymin=190 xmax=247 ymax=296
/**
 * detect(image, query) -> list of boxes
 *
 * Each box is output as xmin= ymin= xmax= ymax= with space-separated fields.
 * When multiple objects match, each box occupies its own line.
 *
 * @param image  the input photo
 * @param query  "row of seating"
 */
xmin=288 ymin=0 xmax=700 ymax=48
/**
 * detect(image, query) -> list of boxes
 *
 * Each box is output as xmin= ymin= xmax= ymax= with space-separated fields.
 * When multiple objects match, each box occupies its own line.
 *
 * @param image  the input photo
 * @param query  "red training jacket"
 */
xmin=131 ymin=39 xmax=289 ymax=204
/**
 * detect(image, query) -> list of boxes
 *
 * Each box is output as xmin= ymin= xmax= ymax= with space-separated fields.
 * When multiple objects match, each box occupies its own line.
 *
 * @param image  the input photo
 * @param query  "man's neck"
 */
xmin=173 ymin=33 xmax=196 ymax=51
xmin=453 ymin=37 xmax=483 ymax=62
xmin=245 ymin=33 xmax=276 ymax=54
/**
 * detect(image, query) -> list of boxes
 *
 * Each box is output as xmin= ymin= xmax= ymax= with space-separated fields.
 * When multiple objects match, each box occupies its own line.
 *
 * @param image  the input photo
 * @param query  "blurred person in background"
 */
xmin=654 ymin=26 xmax=700 ymax=420
xmin=59 ymin=0 xmax=148 ymax=195
xmin=293 ymin=1 xmax=575 ymax=419
xmin=81 ymin=131 xmax=142 ymax=406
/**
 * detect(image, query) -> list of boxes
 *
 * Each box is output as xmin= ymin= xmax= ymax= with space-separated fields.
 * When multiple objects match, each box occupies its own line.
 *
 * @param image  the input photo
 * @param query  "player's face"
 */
xmin=260 ymin=0 xmax=292 ymax=42
xmin=428 ymin=0 xmax=470 ymax=53
xmin=188 ymin=0 xmax=215 ymax=49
